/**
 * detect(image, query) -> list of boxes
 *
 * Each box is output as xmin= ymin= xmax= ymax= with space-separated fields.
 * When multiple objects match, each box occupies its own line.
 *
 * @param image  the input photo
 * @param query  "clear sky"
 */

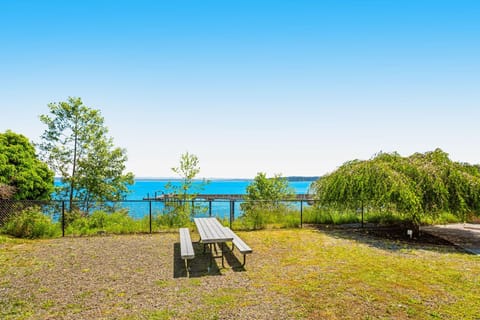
xmin=1 ymin=0 xmax=479 ymax=178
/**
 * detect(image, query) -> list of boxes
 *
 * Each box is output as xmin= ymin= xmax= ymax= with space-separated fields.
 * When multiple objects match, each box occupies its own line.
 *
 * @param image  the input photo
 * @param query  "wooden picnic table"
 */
xmin=193 ymin=217 xmax=233 ymax=269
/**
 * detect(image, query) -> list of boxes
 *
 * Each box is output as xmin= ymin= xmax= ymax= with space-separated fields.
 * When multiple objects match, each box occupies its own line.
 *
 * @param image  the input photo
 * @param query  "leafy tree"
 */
xmin=314 ymin=158 xmax=421 ymax=226
xmin=169 ymin=152 xmax=204 ymax=202
xmin=38 ymin=97 xmax=134 ymax=212
xmin=312 ymin=149 xmax=480 ymax=228
xmin=241 ymin=173 xmax=295 ymax=229
xmin=163 ymin=152 xmax=208 ymax=226
xmin=0 ymin=130 xmax=54 ymax=200
xmin=244 ymin=172 xmax=294 ymax=203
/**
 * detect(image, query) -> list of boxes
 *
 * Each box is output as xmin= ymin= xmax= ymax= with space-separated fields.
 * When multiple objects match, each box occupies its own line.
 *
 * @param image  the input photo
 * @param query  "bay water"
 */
xmin=129 ymin=179 xmax=312 ymax=200
xmin=56 ymin=178 xmax=314 ymax=219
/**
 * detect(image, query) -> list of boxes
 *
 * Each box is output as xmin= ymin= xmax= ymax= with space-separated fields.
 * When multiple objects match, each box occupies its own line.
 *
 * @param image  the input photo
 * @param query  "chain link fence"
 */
xmin=0 ymin=198 xmax=318 ymax=237
xmin=0 ymin=200 xmax=62 ymax=225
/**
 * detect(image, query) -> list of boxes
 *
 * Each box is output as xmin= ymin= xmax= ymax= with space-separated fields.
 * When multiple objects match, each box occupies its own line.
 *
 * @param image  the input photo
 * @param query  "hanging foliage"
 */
xmin=312 ymin=149 xmax=480 ymax=225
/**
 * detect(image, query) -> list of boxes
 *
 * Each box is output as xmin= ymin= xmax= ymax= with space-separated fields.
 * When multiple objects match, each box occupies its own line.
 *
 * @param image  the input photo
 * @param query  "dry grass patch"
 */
xmin=1 ymin=229 xmax=479 ymax=319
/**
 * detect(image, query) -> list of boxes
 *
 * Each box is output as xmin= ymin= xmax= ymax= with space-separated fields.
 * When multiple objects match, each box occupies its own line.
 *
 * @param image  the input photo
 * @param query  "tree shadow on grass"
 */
xmin=309 ymin=224 xmax=466 ymax=254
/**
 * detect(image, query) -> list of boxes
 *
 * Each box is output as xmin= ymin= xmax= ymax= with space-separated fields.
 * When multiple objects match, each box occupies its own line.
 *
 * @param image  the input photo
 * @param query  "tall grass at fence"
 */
xmin=233 ymin=204 xmax=301 ymax=230
xmin=1 ymin=206 xmax=61 ymax=239
xmin=2 ymin=200 xmax=466 ymax=239
xmin=65 ymin=210 xmax=144 ymax=235
xmin=1 ymin=204 xmax=304 ymax=238
xmin=302 ymin=207 xmax=358 ymax=225
xmin=302 ymin=207 xmax=463 ymax=226
xmin=302 ymin=207 xmax=400 ymax=225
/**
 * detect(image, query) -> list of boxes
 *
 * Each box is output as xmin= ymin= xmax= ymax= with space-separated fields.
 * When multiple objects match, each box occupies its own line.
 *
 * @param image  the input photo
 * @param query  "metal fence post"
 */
xmin=149 ymin=201 xmax=152 ymax=234
xmin=62 ymin=201 xmax=65 ymax=237
xmin=300 ymin=200 xmax=303 ymax=228
xmin=229 ymin=200 xmax=235 ymax=228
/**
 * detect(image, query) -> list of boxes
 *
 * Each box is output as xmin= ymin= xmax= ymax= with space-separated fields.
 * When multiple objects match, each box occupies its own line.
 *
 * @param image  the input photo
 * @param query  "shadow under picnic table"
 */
xmin=173 ymin=242 xmax=223 ymax=278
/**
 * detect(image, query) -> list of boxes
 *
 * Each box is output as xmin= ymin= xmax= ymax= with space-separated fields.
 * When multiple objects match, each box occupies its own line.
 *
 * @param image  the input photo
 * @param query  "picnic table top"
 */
xmin=193 ymin=217 xmax=233 ymax=244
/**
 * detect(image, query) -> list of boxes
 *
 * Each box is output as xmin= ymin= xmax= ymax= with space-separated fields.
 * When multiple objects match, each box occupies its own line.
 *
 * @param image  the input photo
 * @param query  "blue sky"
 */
xmin=1 ymin=1 xmax=479 ymax=178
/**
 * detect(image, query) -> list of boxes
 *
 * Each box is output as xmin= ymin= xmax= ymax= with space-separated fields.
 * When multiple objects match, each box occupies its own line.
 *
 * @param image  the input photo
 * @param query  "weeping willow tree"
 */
xmin=312 ymin=149 xmax=480 ymax=227
xmin=313 ymin=158 xmax=422 ymax=226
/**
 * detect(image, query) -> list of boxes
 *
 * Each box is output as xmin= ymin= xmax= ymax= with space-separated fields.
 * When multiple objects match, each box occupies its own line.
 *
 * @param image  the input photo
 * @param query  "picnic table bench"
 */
xmin=179 ymin=228 xmax=195 ymax=276
xmin=223 ymin=227 xmax=253 ymax=267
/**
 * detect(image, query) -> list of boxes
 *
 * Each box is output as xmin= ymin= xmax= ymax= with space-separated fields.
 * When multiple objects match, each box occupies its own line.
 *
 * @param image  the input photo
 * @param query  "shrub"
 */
xmin=1 ymin=206 xmax=60 ymax=238
xmin=156 ymin=203 xmax=191 ymax=228
xmin=65 ymin=216 xmax=90 ymax=235
xmin=65 ymin=210 xmax=141 ymax=235
xmin=242 ymin=207 xmax=267 ymax=230
xmin=240 ymin=173 xmax=295 ymax=230
xmin=237 ymin=204 xmax=300 ymax=230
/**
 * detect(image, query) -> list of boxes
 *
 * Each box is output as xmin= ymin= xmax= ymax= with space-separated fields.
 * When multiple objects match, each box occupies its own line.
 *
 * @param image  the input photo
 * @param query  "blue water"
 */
xmin=55 ymin=178 xmax=314 ymax=219
xmin=129 ymin=179 xmax=312 ymax=200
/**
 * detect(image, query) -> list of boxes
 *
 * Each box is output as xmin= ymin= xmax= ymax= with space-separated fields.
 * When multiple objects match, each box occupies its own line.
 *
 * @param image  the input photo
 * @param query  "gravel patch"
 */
xmin=2 ymin=227 xmax=476 ymax=320
xmin=1 ymin=233 xmax=298 ymax=320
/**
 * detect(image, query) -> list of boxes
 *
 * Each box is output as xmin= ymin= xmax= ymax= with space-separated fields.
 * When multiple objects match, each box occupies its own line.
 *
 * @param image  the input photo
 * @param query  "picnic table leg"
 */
xmin=241 ymin=254 xmax=247 ymax=267
xmin=208 ymin=244 xmax=212 ymax=270
xmin=206 ymin=243 xmax=227 ymax=271
xmin=221 ymin=243 xmax=225 ymax=268
xmin=184 ymin=259 xmax=190 ymax=277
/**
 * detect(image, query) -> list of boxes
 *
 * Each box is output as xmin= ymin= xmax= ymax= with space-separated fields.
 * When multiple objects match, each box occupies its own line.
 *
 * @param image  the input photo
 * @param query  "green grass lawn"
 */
xmin=1 ymin=228 xmax=479 ymax=319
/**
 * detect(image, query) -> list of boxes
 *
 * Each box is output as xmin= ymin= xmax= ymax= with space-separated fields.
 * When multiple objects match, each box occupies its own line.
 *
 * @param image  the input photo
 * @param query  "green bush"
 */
xmin=242 ymin=207 xmax=267 ymax=230
xmin=237 ymin=204 xmax=300 ymax=230
xmin=1 ymin=207 xmax=60 ymax=238
xmin=65 ymin=210 xmax=143 ymax=236
xmin=156 ymin=203 xmax=192 ymax=228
